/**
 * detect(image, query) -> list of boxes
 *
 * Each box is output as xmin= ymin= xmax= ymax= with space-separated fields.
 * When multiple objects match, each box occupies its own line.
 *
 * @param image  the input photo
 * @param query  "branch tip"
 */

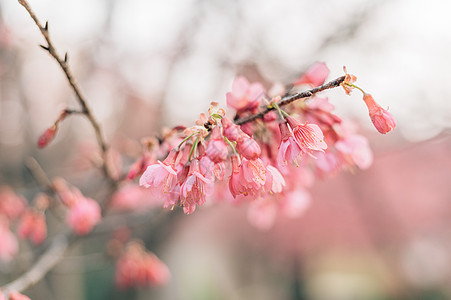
xmin=39 ymin=44 xmax=49 ymax=51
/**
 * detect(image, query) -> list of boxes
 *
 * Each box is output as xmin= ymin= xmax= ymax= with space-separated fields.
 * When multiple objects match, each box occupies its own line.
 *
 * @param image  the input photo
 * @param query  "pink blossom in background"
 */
xmin=0 ymin=186 xmax=26 ymax=221
xmin=226 ymin=76 xmax=265 ymax=111
xmin=292 ymin=62 xmax=330 ymax=87
xmin=247 ymin=197 xmax=278 ymax=230
xmin=279 ymin=188 xmax=311 ymax=218
xmin=335 ymin=134 xmax=373 ymax=170
xmin=17 ymin=210 xmax=47 ymax=245
xmin=115 ymin=242 xmax=170 ymax=289
xmin=362 ymin=93 xmax=396 ymax=134
xmin=0 ymin=219 xmax=18 ymax=261
xmin=67 ymin=197 xmax=101 ymax=235
xmin=8 ymin=292 xmax=31 ymax=300
xmin=110 ymin=184 xmax=158 ymax=211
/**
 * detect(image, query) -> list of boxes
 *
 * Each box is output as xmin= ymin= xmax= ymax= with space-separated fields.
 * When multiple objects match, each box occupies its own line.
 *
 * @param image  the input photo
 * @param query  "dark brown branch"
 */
xmin=234 ymin=75 xmax=346 ymax=125
xmin=18 ymin=0 xmax=116 ymax=187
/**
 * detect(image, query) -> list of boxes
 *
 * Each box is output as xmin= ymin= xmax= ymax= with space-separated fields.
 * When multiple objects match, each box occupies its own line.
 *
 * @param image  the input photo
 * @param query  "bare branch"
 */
xmin=17 ymin=0 xmax=117 ymax=187
xmin=234 ymin=75 xmax=346 ymax=125
xmin=1 ymin=234 xmax=72 ymax=296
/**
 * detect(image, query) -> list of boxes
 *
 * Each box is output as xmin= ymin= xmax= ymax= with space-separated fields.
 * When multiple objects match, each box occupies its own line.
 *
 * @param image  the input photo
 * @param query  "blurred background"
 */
xmin=1 ymin=0 xmax=451 ymax=299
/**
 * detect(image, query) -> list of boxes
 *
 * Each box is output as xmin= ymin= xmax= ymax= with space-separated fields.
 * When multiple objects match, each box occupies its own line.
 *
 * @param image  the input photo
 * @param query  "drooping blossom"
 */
xmin=293 ymin=62 xmax=330 ymax=87
xmin=286 ymin=116 xmax=327 ymax=153
xmin=139 ymin=150 xmax=179 ymax=202
xmin=362 ymin=93 xmax=396 ymax=134
xmin=115 ymin=241 xmax=170 ymax=289
xmin=17 ymin=210 xmax=47 ymax=245
xmin=226 ymin=76 xmax=265 ymax=111
xmin=229 ymin=157 xmax=268 ymax=199
xmin=67 ymin=197 xmax=101 ymax=235
xmin=180 ymin=159 xmax=212 ymax=214
xmin=205 ymin=126 xmax=228 ymax=163
xmin=0 ymin=219 xmax=18 ymax=261
xmin=277 ymin=122 xmax=303 ymax=167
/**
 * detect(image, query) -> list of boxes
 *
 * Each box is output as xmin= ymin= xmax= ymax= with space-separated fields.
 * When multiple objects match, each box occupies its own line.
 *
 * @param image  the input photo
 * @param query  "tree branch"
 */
xmin=234 ymin=75 xmax=346 ymax=125
xmin=17 ymin=0 xmax=117 ymax=187
xmin=1 ymin=233 xmax=72 ymax=297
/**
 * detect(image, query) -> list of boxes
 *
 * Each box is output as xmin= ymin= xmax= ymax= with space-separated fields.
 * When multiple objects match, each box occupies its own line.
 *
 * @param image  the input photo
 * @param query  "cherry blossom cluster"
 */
xmin=134 ymin=63 xmax=396 ymax=228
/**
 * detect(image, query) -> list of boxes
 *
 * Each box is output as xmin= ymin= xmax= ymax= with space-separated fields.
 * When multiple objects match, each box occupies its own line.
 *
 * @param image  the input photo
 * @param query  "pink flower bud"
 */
xmin=38 ymin=125 xmax=57 ymax=148
xmin=221 ymin=117 xmax=241 ymax=141
xmin=237 ymin=137 xmax=261 ymax=160
xmin=363 ymin=94 xmax=396 ymax=134
xmin=206 ymin=127 xmax=228 ymax=163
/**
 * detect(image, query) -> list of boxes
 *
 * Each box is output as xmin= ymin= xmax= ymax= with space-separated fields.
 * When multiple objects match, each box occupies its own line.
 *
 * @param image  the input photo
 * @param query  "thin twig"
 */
xmin=18 ymin=0 xmax=116 ymax=187
xmin=234 ymin=76 xmax=346 ymax=125
xmin=1 ymin=233 xmax=72 ymax=297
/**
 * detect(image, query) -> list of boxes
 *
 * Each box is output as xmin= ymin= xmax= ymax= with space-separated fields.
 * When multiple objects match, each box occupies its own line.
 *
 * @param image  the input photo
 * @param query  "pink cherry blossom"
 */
xmin=240 ymin=157 xmax=268 ymax=196
xmin=226 ymin=76 xmax=265 ymax=111
xmin=180 ymin=160 xmax=212 ymax=214
xmin=17 ymin=210 xmax=47 ymax=245
xmin=277 ymin=122 xmax=303 ymax=167
xmin=293 ymin=62 xmax=330 ymax=87
xmin=139 ymin=150 xmax=178 ymax=200
xmin=363 ymin=93 xmax=396 ymax=134
xmin=286 ymin=116 xmax=327 ymax=153
xmin=221 ymin=117 xmax=241 ymax=141
xmin=67 ymin=197 xmax=101 ymax=235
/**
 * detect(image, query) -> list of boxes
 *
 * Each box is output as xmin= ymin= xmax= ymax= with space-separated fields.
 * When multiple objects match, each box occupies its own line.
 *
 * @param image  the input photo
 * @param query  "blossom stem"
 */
xmin=176 ymin=133 xmax=195 ymax=151
xmin=188 ymin=136 xmax=200 ymax=162
xmin=347 ymin=83 xmax=366 ymax=94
